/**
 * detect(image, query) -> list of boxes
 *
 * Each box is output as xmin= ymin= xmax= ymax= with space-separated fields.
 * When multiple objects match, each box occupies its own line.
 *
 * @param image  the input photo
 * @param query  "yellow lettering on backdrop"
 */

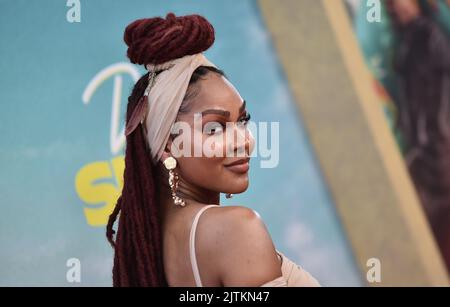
xmin=75 ymin=156 xmax=124 ymax=226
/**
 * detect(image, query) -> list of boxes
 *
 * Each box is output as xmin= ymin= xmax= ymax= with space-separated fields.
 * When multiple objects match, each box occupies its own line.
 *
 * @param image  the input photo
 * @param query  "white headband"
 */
xmin=125 ymin=53 xmax=217 ymax=164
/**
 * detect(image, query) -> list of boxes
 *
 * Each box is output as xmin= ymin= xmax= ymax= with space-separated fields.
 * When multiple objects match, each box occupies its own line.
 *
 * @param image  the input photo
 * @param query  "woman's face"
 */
xmin=387 ymin=0 xmax=420 ymax=26
xmin=164 ymin=72 xmax=255 ymax=195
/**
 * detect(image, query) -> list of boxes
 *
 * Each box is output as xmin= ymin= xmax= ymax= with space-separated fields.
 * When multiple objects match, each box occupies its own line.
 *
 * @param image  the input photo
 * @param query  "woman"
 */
xmin=106 ymin=12 xmax=320 ymax=287
xmin=386 ymin=0 xmax=450 ymax=271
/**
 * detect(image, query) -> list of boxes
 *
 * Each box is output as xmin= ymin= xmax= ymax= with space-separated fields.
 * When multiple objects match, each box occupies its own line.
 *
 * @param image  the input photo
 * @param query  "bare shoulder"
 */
xmin=196 ymin=205 xmax=282 ymax=286
xmin=198 ymin=205 xmax=265 ymax=239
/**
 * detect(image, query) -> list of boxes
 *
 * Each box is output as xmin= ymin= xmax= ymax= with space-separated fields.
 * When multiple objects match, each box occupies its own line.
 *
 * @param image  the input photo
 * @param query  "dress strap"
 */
xmin=189 ymin=204 xmax=219 ymax=287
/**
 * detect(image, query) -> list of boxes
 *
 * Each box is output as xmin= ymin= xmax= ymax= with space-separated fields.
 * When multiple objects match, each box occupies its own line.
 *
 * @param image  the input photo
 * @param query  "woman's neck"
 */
xmin=155 ymin=166 xmax=220 ymax=227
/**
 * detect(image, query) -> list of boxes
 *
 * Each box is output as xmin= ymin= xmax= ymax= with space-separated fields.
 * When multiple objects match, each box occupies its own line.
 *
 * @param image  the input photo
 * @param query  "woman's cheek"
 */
xmin=248 ymin=129 xmax=256 ymax=156
xmin=202 ymin=134 xmax=227 ymax=158
xmin=215 ymin=135 xmax=227 ymax=158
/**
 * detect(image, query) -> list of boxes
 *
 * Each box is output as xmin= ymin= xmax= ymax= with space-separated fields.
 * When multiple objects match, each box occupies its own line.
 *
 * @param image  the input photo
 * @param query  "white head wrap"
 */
xmin=125 ymin=53 xmax=217 ymax=164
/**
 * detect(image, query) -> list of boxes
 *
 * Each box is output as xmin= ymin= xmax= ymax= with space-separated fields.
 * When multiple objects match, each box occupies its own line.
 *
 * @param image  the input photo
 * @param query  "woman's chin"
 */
xmin=226 ymin=178 xmax=249 ymax=194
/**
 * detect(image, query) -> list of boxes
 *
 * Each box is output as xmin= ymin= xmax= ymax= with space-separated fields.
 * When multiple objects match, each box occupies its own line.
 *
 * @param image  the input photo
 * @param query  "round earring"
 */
xmin=225 ymin=193 xmax=233 ymax=199
xmin=163 ymin=157 xmax=186 ymax=207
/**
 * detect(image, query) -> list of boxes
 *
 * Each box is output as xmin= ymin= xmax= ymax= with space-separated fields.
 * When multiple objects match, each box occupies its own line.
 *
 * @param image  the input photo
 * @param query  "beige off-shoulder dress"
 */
xmin=189 ymin=205 xmax=320 ymax=287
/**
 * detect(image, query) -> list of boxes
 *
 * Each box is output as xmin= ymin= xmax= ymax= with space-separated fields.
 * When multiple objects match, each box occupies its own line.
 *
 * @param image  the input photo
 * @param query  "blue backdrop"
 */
xmin=0 ymin=0 xmax=361 ymax=286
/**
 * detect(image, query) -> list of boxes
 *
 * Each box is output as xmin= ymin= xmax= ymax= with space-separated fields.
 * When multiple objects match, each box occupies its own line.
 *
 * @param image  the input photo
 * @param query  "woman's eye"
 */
xmin=205 ymin=122 xmax=224 ymax=135
xmin=238 ymin=113 xmax=251 ymax=126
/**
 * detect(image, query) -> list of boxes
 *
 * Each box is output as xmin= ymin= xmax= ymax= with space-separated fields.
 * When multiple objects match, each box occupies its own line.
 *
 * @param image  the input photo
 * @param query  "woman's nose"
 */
xmin=234 ymin=124 xmax=254 ymax=156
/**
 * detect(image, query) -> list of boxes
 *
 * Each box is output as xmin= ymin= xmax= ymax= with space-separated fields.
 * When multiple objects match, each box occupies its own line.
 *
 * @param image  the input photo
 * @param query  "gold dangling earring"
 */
xmin=225 ymin=193 xmax=233 ymax=199
xmin=163 ymin=157 xmax=186 ymax=207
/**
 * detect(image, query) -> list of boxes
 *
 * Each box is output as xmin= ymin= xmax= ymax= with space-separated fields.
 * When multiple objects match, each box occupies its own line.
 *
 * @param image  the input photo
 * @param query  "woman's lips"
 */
xmin=225 ymin=160 xmax=250 ymax=174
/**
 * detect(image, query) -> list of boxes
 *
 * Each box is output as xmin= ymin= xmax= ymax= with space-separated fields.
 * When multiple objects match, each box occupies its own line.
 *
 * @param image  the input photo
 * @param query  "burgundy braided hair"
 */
xmin=123 ymin=13 xmax=215 ymax=65
xmin=106 ymin=13 xmax=224 ymax=287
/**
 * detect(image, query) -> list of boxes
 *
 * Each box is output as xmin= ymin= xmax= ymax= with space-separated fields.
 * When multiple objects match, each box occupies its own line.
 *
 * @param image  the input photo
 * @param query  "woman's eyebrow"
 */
xmin=198 ymin=100 xmax=246 ymax=118
xmin=199 ymin=109 xmax=230 ymax=117
xmin=239 ymin=100 xmax=246 ymax=114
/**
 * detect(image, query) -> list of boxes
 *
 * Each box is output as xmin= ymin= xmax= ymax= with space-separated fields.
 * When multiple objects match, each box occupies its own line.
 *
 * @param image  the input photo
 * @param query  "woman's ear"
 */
xmin=166 ymin=135 xmax=174 ymax=150
xmin=160 ymin=150 xmax=171 ymax=163
xmin=160 ymin=137 xmax=174 ymax=163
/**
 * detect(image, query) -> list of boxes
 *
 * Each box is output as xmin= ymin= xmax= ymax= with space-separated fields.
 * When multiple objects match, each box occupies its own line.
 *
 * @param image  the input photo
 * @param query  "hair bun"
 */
xmin=124 ymin=12 xmax=215 ymax=65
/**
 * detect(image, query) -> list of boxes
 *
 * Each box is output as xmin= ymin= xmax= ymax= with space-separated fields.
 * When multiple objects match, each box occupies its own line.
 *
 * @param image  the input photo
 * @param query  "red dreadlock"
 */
xmin=106 ymin=12 xmax=215 ymax=287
